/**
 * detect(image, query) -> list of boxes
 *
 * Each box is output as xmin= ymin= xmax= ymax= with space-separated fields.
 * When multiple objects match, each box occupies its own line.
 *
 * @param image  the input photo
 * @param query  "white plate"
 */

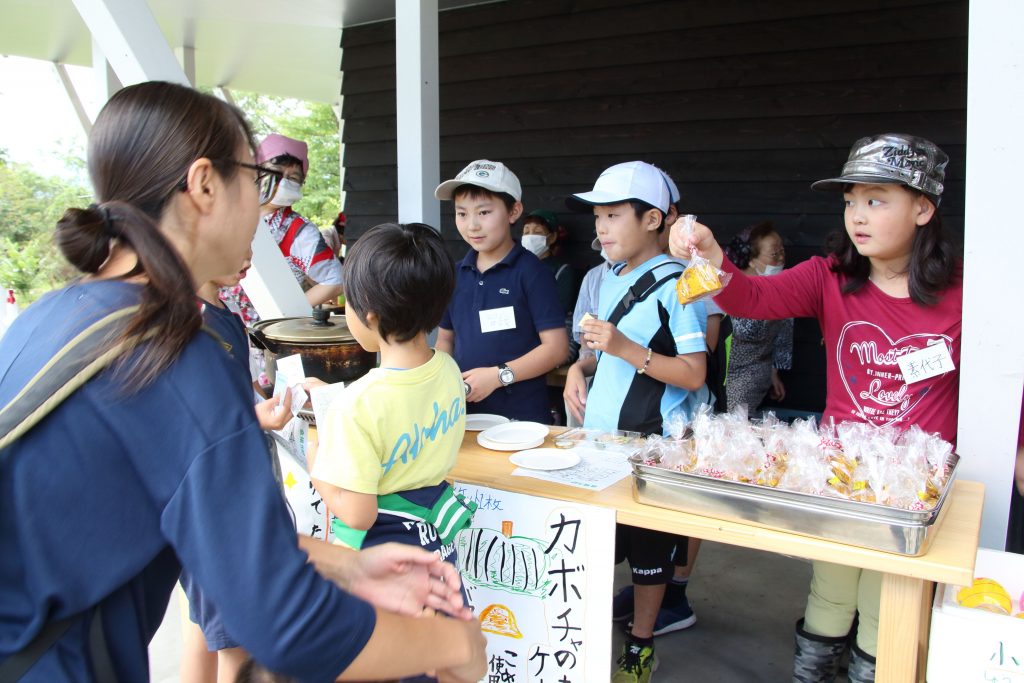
xmin=509 ymin=448 xmax=581 ymax=471
xmin=476 ymin=432 xmax=546 ymax=452
xmin=480 ymin=421 xmax=550 ymax=445
xmin=465 ymin=413 xmax=511 ymax=431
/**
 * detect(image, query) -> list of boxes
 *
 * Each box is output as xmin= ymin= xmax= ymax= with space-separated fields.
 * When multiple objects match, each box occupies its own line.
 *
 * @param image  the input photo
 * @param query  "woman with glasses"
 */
xmin=723 ymin=221 xmax=794 ymax=413
xmin=0 ymin=81 xmax=485 ymax=683
xmin=255 ymin=134 xmax=344 ymax=307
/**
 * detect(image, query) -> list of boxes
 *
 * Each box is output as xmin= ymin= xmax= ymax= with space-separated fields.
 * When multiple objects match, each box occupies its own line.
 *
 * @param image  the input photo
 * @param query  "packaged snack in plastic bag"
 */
xmin=640 ymin=434 xmax=696 ymax=472
xmin=776 ymin=417 xmax=831 ymax=495
xmin=757 ymin=412 xmax=790 ymax=487
xmin=675 ymin=214 xmax=731 ymax=305
xmin=715 ymin=405 xmax=765 ymax=483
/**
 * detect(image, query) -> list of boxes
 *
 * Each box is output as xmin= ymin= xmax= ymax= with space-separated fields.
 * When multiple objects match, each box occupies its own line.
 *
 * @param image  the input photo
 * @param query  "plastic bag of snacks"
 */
xmin=638 ymin=434 xmax=696 ymax=472
xmin=776 ymin=417 xmax=831 ymax=496
xmin=694 ymin=404 xmax=765 ymax=482
xmin=675 ymin=214 xmax=731 ymax=305
xmin=756 ymin=413 xmax=791 ymax=487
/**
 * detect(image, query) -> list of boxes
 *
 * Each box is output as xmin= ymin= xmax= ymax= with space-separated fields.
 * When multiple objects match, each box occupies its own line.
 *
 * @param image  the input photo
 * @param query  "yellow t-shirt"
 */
xmin=312 ymin=350 xmax=466 ymax=495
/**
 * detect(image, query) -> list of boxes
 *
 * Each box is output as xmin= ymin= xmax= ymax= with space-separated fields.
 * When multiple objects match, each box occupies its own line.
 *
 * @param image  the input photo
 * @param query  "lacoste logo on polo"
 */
xmin=499 ymin=288 xmax=510 ymax=294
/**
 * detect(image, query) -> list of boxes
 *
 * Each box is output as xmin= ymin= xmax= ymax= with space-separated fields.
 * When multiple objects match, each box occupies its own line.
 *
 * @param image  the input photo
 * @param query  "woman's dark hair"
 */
xmin=725 ymin=221 xmax=779 ymax=270
xmin=451 ymin=184 xmax=517 ymax=213
xmin=343 ymin=222 xmax=456 ymax=343
xmin=55 ymin=80 xmax=255 ymax=390
xmin=829 ymin=189 xmax=958 ymax=305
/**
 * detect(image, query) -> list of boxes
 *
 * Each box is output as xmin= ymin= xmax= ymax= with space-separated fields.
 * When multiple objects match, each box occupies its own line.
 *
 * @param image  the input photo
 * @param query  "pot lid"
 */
xmin=257 ymin=315 xmax=357 ymax=344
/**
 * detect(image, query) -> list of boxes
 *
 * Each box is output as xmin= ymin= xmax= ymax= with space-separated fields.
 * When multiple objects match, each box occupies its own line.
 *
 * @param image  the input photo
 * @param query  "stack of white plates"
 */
xmin=465 ymin=413 xmax=510 ymax=431
xmin=477 ymin=421 xmax=550 ymax=451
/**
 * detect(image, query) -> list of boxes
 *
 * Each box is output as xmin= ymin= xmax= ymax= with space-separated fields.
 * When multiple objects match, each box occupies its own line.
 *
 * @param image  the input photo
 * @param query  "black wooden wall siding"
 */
xmin=339 ymin=0 xmax=968 ymax=413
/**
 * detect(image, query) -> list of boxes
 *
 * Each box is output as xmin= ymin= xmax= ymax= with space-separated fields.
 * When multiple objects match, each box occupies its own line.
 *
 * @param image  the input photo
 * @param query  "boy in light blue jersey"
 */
xmin=563 ymin=161 xmax=708 ymax=683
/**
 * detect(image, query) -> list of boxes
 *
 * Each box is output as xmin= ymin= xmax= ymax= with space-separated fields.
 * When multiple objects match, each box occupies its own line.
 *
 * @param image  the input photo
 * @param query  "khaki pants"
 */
xmin=803 ymin=560 xmax=881 ymax=656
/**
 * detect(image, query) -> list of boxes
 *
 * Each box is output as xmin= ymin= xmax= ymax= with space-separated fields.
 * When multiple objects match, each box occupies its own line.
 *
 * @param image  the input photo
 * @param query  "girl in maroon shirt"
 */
xmin=670 ymin=133 xmax=960 ymax=683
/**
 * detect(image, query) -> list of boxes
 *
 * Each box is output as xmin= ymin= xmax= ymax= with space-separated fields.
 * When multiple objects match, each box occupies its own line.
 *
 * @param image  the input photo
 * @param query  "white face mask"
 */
xmin=270 ymin=178 xmax=303 ymax=207
xmin=521 ymin=234 xmax=548 ymax=257
xmin=760 ymin=263 xmax=784 ymax=276
xmin=600 ymin=248 xmax=610 ymax=262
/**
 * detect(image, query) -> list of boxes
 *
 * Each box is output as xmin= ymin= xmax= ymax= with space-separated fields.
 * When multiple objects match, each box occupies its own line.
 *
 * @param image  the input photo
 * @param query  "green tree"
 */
xmin=232 ymin=92 xmax=341 ymax=228
xmin=0 ymin=158 xmax=85 ymax=303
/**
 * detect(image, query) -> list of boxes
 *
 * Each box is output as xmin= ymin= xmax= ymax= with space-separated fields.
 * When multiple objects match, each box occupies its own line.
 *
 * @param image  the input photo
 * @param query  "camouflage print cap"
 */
xmin=811 ymin=133 xmax=948 ymax=205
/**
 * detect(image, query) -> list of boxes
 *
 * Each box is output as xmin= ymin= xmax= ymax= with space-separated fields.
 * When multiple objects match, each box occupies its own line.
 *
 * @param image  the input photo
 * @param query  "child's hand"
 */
xmin=669 ymin=218 xmax=724 ymax=268
xmin=255 ymin=388 xmax=293 ymax=431
xmin=563 ymin=363 xmax=588 ymax=423
xmin=462 ymin=367 xmax=502 ymax=403
xmin=580 ymin=318 xmax=632 ymax=359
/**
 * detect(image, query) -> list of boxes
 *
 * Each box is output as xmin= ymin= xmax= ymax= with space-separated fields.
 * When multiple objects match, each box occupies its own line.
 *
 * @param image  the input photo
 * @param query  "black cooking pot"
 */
xmin=249 ymin=306 xmax=376 ymax=384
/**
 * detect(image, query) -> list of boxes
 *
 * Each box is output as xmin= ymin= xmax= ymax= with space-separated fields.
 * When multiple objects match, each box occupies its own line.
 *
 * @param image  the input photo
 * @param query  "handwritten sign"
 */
xmin=453 ymin=483 xmax=615 ymax=683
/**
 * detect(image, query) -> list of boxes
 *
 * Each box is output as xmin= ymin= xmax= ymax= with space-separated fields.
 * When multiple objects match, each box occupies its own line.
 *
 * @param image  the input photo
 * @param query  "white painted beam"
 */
xmin=245 ymin=222 xmax=312 ymax=320
xmin=959 ymin=0 xmax=1024 ymax=548
xmin=72 ymin=0 xmax=189 ymax=87
xmin=91 ymin=38 xmax=121 ymax=104
xmin=333 ymin=101 xmax=346 ymax=210
xmin=175 ymin=46 xmax=196 ymax=87
xmin=395 ymin=0 xmax=440 ymax=230
xmin=53 ymin=62 xmax=92 ymax=135
xmin=216 ymin=87 xmax=237 ymax=107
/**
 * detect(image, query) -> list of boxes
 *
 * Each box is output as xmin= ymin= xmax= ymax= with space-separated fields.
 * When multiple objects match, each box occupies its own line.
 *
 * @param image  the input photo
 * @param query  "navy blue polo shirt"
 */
xmin=440 ymin=243 xmax=564 ymax=422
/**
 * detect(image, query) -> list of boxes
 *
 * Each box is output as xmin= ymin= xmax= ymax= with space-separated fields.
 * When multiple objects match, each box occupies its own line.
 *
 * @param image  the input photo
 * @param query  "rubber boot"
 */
xmin=847 ymin=641 xmax=876 ymax=683
xmin=792 ymin=618 xmax=846 ymax=683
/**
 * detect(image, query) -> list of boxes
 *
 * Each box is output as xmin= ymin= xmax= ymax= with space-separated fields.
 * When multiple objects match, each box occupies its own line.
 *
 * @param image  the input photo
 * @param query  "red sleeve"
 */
xmin=713 ymin=254 xmax=828 ymax=321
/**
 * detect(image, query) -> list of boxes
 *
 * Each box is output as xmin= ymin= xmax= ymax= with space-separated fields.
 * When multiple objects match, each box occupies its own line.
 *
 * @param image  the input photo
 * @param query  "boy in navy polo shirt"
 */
xmin=435 ymin=160 xmax=568 ymax=424
xmin=564 ymin=161 xmax=708 ymax=683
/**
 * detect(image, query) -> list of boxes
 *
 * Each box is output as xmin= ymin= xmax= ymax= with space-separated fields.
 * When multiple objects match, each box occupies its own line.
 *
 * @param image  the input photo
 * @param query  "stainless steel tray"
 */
xmin=630 ymin=453 xmax=959 ymax=556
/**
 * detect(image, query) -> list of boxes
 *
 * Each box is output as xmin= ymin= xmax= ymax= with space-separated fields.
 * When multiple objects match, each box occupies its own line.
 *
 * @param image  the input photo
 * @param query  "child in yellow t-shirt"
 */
xmin=311 ymin=222 xmax=474 ymax=565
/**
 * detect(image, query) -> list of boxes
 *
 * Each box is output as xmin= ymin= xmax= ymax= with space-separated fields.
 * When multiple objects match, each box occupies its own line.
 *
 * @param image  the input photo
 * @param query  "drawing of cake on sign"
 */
xmin=478 ymin=603 xmax=523 ymax=639
xmin=455 ymin=522 xmax=559 ymax=598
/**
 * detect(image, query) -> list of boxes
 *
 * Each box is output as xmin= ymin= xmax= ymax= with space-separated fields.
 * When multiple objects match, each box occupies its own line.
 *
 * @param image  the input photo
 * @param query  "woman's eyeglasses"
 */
xmin=233 ymin=161 xmax=284 ymax=204
xmin=176 ymin=161 xmax=283 ymax=204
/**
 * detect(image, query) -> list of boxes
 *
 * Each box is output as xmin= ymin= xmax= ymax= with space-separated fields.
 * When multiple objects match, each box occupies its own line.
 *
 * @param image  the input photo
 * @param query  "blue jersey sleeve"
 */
xmin=663 ymin=288 xmax=708 ymax=356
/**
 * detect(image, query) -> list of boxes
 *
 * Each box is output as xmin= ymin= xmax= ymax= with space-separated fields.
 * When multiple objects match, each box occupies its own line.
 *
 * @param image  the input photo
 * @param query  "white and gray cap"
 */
xmin=435 ymin=159 xmax=522 ymax=201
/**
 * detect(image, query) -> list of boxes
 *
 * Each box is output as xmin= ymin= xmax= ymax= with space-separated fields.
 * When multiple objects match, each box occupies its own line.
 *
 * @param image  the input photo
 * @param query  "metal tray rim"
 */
xmin=629 ymin=451 xmax=960 ymax=525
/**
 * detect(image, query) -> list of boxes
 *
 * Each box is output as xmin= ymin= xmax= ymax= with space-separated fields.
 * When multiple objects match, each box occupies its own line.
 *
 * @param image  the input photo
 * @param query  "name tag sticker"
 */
xmin=897 ymin=342 xmax=955 ymax=384
xmin=479 ymin=306 xmax=516 ymax=333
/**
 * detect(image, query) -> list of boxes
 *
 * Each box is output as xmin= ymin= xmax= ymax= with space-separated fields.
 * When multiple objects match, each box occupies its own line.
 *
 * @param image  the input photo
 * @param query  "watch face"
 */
xmin=499 ymin=367 xmax=514 ymax=385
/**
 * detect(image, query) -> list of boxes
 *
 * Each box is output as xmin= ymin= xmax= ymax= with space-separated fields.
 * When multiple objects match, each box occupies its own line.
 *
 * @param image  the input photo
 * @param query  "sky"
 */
xmin=0 ymin=55 xmax=97 ymax=181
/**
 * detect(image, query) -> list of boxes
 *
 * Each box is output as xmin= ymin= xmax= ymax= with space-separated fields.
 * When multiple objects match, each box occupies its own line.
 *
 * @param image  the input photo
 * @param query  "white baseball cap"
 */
xmin=435 ymin=159 xmax=522 ymax=201
xmin=567 ymin=161 xmax=672 ymax=213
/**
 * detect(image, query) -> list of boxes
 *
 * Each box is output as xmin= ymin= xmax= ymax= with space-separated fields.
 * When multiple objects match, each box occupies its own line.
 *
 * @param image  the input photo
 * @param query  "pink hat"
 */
xmin=256 ymin=134 xmax=309 ymax=175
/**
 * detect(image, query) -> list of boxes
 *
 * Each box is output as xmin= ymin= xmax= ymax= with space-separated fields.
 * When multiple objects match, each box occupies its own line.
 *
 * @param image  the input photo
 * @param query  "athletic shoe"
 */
xmin=626 ymin=595 xmax=698 ymax=636
xmin=611 ymin=641 xmax=657 ymax=683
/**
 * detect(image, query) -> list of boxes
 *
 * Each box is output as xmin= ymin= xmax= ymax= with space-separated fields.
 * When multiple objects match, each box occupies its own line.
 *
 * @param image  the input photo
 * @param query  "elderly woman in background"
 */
xmin=723 ymin=221 xmax=794 ymax=413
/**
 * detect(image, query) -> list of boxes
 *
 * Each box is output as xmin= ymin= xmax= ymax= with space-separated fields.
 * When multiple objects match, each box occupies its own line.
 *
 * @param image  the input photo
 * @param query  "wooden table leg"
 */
xmin=878 ymin=573 xmax=929 ymax=682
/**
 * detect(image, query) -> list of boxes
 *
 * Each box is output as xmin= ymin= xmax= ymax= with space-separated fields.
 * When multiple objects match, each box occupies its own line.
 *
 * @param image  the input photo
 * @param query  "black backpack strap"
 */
xmin=606 ymin=261 xmax=685 ymax=328
xmin=0 ymin=604 xmax=116 ymax=683
xmin=0 ymin=616 xmax=74 ymax=682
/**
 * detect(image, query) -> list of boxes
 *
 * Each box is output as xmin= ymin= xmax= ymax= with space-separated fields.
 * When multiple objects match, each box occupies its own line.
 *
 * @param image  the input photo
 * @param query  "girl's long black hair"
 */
xmin=829 ymin=190 xmax=959 ymax=306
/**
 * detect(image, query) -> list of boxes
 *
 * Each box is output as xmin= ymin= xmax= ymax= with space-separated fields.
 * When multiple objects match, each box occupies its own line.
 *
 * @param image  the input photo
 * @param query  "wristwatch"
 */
xmin=498 ymin=363 xmax=515 ymax=387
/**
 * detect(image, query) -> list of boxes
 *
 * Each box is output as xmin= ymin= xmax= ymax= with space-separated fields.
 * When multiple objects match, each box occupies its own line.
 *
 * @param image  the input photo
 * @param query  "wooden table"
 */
xmin=450 ymin=430 xmax=985 ymax=683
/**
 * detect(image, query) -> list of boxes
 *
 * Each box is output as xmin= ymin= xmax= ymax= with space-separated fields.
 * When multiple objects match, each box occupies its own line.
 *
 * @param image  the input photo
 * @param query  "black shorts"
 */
xmin=615 ymin=524 xmax=677 ymax=585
